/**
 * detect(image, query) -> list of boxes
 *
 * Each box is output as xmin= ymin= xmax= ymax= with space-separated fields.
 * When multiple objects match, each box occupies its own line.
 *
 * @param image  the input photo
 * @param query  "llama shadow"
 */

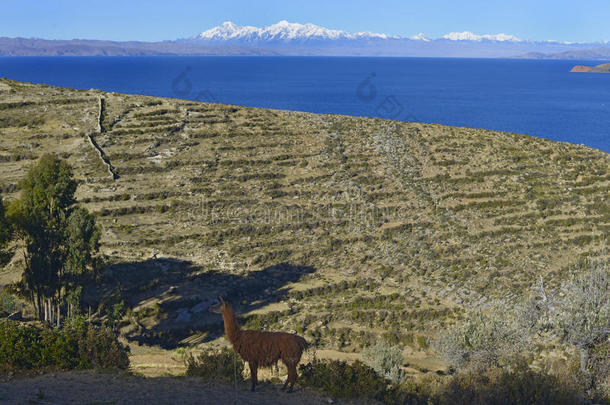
xmin=89 ymin=258 xmax=316 ymax=349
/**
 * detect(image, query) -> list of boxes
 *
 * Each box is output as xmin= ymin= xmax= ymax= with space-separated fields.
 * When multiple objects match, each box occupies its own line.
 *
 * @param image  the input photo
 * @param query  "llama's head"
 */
xmin=209 ymin=296 xmax=229 ymax=314
xmin=211 ymin=296 xmax=240 ymax=338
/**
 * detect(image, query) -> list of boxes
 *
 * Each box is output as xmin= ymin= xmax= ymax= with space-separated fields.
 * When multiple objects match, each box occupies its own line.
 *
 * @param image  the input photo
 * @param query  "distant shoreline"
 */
xmin=1 ymin=36 xmax=610 ymax=59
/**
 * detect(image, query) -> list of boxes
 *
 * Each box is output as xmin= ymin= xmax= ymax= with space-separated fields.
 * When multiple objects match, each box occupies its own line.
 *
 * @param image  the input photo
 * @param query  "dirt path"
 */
xmin=0 ymin=371 xmax=356 ymax=405
xmin=87 ymin=97 xmax=119 ymax=180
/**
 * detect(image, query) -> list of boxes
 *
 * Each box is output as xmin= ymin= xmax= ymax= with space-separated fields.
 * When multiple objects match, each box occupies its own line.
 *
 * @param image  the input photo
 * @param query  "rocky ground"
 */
xmin=0 ymin=371 xmax=354 ymax=405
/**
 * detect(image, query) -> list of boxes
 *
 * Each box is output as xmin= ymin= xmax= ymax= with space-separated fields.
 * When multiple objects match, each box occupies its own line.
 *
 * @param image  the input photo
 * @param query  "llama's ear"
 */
xmin=218 ymin=296 xmax=225 ymax=304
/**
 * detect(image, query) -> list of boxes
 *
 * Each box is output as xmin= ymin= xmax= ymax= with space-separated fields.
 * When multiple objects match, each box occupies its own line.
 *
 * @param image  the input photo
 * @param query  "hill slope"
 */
xmin=0 ymin=79 xmax=607 ymax=352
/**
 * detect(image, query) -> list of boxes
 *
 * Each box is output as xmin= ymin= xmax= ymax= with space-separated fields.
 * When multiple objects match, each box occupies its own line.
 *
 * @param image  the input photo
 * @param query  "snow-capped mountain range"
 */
xmin=186 ymin=21 xmax=605 ymax=58
xmin=197 ymin=21 xmax=397 ymax=41
xmin=196 ymin=21 xmax=540 ymax=43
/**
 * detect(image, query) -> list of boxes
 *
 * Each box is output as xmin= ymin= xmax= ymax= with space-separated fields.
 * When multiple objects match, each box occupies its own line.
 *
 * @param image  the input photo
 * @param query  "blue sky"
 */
xmin=1 ymin=0 xmax=608 ymax=43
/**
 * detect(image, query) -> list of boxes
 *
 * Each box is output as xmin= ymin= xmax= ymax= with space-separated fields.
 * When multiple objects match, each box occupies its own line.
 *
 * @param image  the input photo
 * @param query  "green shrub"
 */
xmin=0 ymin=320 xmax=44 ymax=371
xmin=298 ymin=359 xmax=393 ymax=401
xmin=361 ymin=341 xmax=405 ymax=383
xmin=0 ymin=291 xmax=16 ymax=316
xmin=74 ymin=321 xmax=130 ymax=369
xmin=0 ymin=318 xmax=129 ymax=374
xmin=185 ymin=347 xmax=244 ymax=383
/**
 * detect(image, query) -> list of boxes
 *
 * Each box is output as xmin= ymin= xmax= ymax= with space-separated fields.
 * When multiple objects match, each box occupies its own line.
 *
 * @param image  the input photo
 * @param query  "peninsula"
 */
xmin=570 ymin=62 xmax=610 ymax=73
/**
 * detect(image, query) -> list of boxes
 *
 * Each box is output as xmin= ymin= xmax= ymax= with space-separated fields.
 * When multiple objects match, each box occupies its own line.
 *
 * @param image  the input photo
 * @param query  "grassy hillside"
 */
xmin=0 ymin=78 xmax=607 ymax=358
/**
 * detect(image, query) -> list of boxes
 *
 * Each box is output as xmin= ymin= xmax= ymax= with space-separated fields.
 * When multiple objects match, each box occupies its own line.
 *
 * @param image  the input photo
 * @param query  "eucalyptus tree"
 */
xmin=63 ymin=206 xmax=101 ymax=319
xmin=8 ymin=155 xmax=100 ymax=323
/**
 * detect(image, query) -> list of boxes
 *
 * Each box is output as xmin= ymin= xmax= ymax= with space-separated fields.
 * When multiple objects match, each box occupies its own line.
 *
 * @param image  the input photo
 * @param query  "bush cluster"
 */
xmin=420 ymin=361 xmax=582 ymax=405
xmin=299 ymin=358 xmax=588 ymax=405
xmin=0 ymin=291 xmax=17 ymax=316
xmin=185 ymin=347 xmax=244 ymax=383
xmin=299 ymin=359 xmax=400 ymax=402
xmin=361 ymin=341 xmax=405 ymax=383
xmin=0 ymin=318 xmax=129 ymax=374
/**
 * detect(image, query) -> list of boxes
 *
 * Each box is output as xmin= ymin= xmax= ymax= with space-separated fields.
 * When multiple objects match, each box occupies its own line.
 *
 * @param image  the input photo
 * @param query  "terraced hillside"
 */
xmin=0 ymin=78 xmax=608 ymax=355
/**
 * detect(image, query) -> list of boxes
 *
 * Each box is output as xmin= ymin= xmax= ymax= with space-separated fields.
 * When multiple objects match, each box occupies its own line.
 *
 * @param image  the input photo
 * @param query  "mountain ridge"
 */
xmin=518 ymin=46 xmax=610 ymax=60
xmin=0 ymin=37 xmax=278 ymax=56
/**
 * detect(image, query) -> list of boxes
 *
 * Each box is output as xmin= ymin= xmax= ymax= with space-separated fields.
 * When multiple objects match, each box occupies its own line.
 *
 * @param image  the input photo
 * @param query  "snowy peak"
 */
xmin=263 ymin=20 xmax=349 ymax=40
xmin=442 ymin=31 xmax=522 ymax=42
xmin=409 ymin=33 xmax=430 ymax=42
xmin=355 ymin=31 xmax=394 ymax=40
xmin=198 ymin=21 xmax=260 ymax=40
xmin=197 ymin=21 xmax=393 ymax=41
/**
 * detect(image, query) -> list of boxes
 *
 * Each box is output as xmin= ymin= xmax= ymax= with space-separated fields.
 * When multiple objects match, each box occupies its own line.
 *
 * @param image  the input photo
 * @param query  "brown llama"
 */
xmin=211 ymin=297 xmax=308 ymax=392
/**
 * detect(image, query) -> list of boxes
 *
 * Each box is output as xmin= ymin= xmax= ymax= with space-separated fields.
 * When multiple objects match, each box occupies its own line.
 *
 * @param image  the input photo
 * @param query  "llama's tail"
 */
xmin=297 ymin=335 xmax=309 ymax=352
xmin=299 ymin=336 xmax=318 ymax=365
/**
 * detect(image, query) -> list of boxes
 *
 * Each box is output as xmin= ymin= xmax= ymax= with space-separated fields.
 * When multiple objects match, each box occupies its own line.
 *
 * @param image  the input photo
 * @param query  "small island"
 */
xmin=570 ymin=62 xmax=610 ymax=73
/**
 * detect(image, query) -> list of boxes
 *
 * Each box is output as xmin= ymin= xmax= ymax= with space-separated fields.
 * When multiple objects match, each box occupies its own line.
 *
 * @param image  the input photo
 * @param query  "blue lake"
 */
xmin=0 ymin=56 xmax=608 ymax=152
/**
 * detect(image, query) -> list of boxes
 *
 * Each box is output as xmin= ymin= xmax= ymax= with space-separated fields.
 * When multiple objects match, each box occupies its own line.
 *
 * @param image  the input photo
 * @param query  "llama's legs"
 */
xmin=249 ymin=362 xmax=258 ymax=392
xmin=280 ymin=359 xmax=292 ymax=391
xmin=286 ymin=364 xmax=297 ymax=393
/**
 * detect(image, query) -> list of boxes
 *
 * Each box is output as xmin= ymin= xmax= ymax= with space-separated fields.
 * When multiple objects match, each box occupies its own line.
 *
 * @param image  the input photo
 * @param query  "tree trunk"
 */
xmin=37 ymin=292 xmax=43 ymax=321
xmin=33 ymin=294 xmax=38 ymax=320
xmin=56 ymin=301 xmax=60 ymax=327
xmin=49 ymin=298 xmax=54 ymax=325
